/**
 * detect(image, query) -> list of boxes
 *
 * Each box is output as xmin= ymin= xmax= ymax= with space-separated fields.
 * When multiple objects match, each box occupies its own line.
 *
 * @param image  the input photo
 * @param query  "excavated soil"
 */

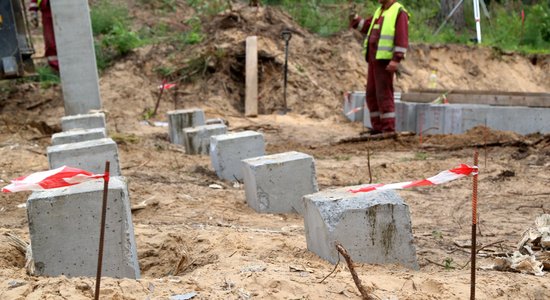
xmin=1 ymin=2 xmax=550 ymax=299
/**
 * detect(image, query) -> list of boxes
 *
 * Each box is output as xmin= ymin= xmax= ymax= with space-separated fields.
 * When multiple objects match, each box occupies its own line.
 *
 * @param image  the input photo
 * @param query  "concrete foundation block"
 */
xmin=395 ymin=101 xmax=418 ymax=133
xmin=210 ymin=131 xmax=265 ymax=181
xmin=51 ymin=0 xmax=101 ymax=115
xmin=344 ymin=91 xmax=365 ymax=122
xmin=47 ymin=138 xmax=121 ymax=176
xmin=242 ymin=151 xmax=318 ymax=214
xmin=183 ymin=124 xmax=227 ymax=155
xmin=167 ymin=108 xmax=206 ymax=145
xmin=51 ymin=128 xmax=107 ymax=146
xmin=61 ymin=113 xmax=106 ymax=131
xmin=415 ymin=104 xmax=464 ymax=135
xmin=303 ymin=188 xmax=419 ymax=269
xmin=486 ymin=106 xmax=550 ymax=134
xmin=27 ymin=176 xmax=140 ymax=278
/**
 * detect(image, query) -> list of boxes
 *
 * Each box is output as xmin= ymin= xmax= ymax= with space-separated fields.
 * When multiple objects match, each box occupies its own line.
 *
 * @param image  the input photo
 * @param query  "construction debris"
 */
xmin=483 ymin=214 xmax=550 ymax=276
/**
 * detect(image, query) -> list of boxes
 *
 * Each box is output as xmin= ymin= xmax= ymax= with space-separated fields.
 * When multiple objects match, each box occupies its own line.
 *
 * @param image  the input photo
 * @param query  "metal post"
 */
xmin=470 ymin=151 xmax=479 ymax=300
xmin=95 ymin=161 xmax=110 ymax=300
xmin=281 ymin=30 xmax=292 ymax=114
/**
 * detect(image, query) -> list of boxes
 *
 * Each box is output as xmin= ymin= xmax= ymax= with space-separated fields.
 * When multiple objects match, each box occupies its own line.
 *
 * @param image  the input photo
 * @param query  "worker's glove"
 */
xmin=30 ymin=11 xmax=39 ymax=28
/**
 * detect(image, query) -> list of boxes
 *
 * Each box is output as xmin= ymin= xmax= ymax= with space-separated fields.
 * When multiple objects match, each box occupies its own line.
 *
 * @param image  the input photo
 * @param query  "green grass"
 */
xmin=90 ymin=1 xmax=143 ymax=70
xmin=36 ymin=66 xmax=60 ymax=89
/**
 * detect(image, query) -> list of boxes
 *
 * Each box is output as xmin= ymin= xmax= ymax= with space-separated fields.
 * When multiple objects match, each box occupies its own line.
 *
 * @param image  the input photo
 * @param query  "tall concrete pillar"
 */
xmin=50 ymin=0 xmax=102 ymax=115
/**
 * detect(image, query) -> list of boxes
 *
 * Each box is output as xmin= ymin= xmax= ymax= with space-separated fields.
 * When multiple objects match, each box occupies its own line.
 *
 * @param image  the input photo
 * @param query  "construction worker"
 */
xmin=350 ymin=0 xmax=409 ymax=134
xmin=29 ymin=0 xmax=59 ymax=71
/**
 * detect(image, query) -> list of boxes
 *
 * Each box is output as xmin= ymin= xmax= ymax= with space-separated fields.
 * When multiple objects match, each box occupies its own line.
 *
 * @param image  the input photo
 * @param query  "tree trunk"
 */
xmin=439 ymin=0 xmax=466 ymax=30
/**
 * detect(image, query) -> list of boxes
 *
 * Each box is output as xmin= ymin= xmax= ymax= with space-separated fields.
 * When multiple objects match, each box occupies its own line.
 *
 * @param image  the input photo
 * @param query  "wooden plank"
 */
xmin=402 ymin=90 xmax=550 ymax=108
xmin=245 ymin=36 xmax=258 ymax=117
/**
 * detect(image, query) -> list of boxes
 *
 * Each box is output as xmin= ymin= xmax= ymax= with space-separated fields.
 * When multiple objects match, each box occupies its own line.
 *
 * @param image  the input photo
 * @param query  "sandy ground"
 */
xmin=1 ymin=3 xmax=550 ymax=300
xmin=1 ymin=108 xmax=549 ymax=299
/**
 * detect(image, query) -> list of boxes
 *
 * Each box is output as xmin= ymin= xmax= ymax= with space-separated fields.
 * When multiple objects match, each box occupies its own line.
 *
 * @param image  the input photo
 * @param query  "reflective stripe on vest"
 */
xmin=363 ymin=3 xmax=409 ymax=60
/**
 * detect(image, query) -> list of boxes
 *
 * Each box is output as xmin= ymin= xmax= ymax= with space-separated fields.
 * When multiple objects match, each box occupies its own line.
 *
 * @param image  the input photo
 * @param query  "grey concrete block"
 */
xmin=183 ymin=124 xmax=227 ymax=155
xmin=51 ymin=0 xmax=101 ymax=115
xmin=47 ymin=138 xmax=121 ymax=176
xmin=395 ymin=101 xmax=418 ymax=133
xmin=51 ymin=128 xmax=107 ymax=146
xmin=27 ymin=176 xmax=140 ymax=278
xmin=210 ymin=131 xmax=265 ymax=181
xmin=486 ymin=106 xmax=550 ymax=134
xmin=61 ymin=113 xmax=106 ymax=131
xmin=415 ymin=104 xmax=463 ymax=135
xmin=242 ymin=151 xmax=318 ymax=214
xmin=344 ymin=91 xmax=365 ymax=122
xmin=167 ymin=108 xmax=206 ymax=145
xmin=303 ymin=188 xmax=418 ymax=269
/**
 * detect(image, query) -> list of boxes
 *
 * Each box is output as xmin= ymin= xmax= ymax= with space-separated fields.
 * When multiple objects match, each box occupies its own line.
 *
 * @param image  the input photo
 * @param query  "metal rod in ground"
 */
xmin=335 ymin=243 xmax=373 ymax=300
xmin=152 ymin=81 xmax=166 ymax=117
xmin=95 ymin=161 xmax=111 ymax=300
xmin=281 ymin=30 xmax=292 ymax=113
xmin=367 ymin=142 xmax=372 ymax=184
xmin=470 ymin=151 xmax=479 ymax=300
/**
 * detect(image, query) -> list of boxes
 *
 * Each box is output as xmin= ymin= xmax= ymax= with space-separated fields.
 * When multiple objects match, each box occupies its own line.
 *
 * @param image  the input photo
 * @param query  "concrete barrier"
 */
xmin=303 ymin=188 xmax=419 ymax=269
xmin=167 ymin=108 xmax=206 ymax=145
xmin=210 ymin=131 xmax=265 ymax=181
xmin=344 ymin=91 xmax=365 ymax=123
xmin=27 ymin=176 xmax=140 ymax=278
xmin=61 ymin=113 xmax=106 ymax=131
xmin=47 ymin=138 xmax=121 ymax=176
xmin=395 ymin=101 xmax=418 ymax=132
xmin=242 ymin=151 xmax=318 ymax=214
xmin=183 ymin=124 xmax=227 ymax=155
xmin=51 ymin=128 xmax=107 ymax=146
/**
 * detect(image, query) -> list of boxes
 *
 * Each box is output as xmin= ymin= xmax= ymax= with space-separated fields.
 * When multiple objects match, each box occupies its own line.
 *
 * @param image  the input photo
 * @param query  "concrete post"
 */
xmin=50 ymin=0 xmax=102 ymax=115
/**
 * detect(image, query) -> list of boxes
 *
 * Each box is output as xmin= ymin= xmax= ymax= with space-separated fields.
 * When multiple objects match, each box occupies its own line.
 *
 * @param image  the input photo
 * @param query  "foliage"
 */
xmin=36 ymin=66 xmax=60 ymax=89
xmin=90 ymin=1 xmax=143 ymax=70
xmin=90 ymin=0 xmax=130 ymax=36
xmin=101 ymin=22 xmax=143 ymax=55
xmin=186 ymin=0 xmax=229 ymax=16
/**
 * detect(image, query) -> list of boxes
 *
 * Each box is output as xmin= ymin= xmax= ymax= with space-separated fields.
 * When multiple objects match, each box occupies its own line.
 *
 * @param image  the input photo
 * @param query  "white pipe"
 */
xmin=473 ymin=0 xmax=482 ymax=43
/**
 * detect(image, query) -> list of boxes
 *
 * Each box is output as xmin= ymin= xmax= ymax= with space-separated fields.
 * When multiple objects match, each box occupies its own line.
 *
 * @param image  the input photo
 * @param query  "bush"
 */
xmin=90 ymin=1 xmax=142 ymax=70
xmin=90 ymin=0 xmax=130 ymax=36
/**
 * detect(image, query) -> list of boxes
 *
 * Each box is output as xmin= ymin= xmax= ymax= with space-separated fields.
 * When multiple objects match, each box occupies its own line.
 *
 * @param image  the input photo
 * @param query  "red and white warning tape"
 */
xmin=350 ymin=164 xmax=478 ymax=193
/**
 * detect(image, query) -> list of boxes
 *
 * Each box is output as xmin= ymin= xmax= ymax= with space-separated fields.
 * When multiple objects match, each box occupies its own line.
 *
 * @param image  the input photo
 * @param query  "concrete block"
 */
xmin=51 ymin=128 xmax=107 ymax=146
xmin=47 ymin=138 xmax=121 ymax=176
xmin=242 ymin=151 xmax=318 ymax=214
xmin=61 ymin=113 xmax=106 ymax=131
xmin=415 ymin=104 xmax=463 ymax=135
xmin=206 ymin=118 xmax=226 ymax=126
xmin=343 ymin=91 xmax=365 ymax=122
xmin=303 ymin=188 xmax=419 ymax=269
xmin=27 ymin=176 xmax=140 ymax=278
xmin=183 ymin=124 xmax=227 ymax=155
xmin=210 ymin=131 xmax=265 ymax=181
xmin=395 ymin=101 xmax=418 ymax=133
xmin=50 ymin=0 xmax=101 ymax=115
xmin=486 ymin=106 xmax=550 ymax=134
xmin=167 ymin=108 xmax=206 ymax=145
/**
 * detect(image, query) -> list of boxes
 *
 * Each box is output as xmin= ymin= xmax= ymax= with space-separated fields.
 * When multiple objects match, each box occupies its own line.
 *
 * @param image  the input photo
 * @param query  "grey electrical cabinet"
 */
xmin=0 ymin=0 xmax=35 ymax=79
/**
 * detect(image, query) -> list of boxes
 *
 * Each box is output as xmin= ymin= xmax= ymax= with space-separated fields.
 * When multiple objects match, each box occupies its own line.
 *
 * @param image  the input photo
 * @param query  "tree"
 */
xmin=438 ymin=0 xmax=466 ymax=30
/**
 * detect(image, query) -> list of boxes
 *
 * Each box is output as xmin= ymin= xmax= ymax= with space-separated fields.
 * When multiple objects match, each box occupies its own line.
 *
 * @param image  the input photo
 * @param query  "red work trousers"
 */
xmin=41 ymin=5 xmax=59 ymax=71
xmin=366 ymin=59 xmax=395 ymax=132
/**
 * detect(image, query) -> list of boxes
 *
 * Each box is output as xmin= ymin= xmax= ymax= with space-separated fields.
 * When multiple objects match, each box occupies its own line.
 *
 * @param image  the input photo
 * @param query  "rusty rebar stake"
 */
xmin=336 ymin=243 xmax=373 ymax=300
xmin=95 ymin=161 xmax=110 ymax=300
xmin=470 ymin=151 xmax=479 ymax=300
